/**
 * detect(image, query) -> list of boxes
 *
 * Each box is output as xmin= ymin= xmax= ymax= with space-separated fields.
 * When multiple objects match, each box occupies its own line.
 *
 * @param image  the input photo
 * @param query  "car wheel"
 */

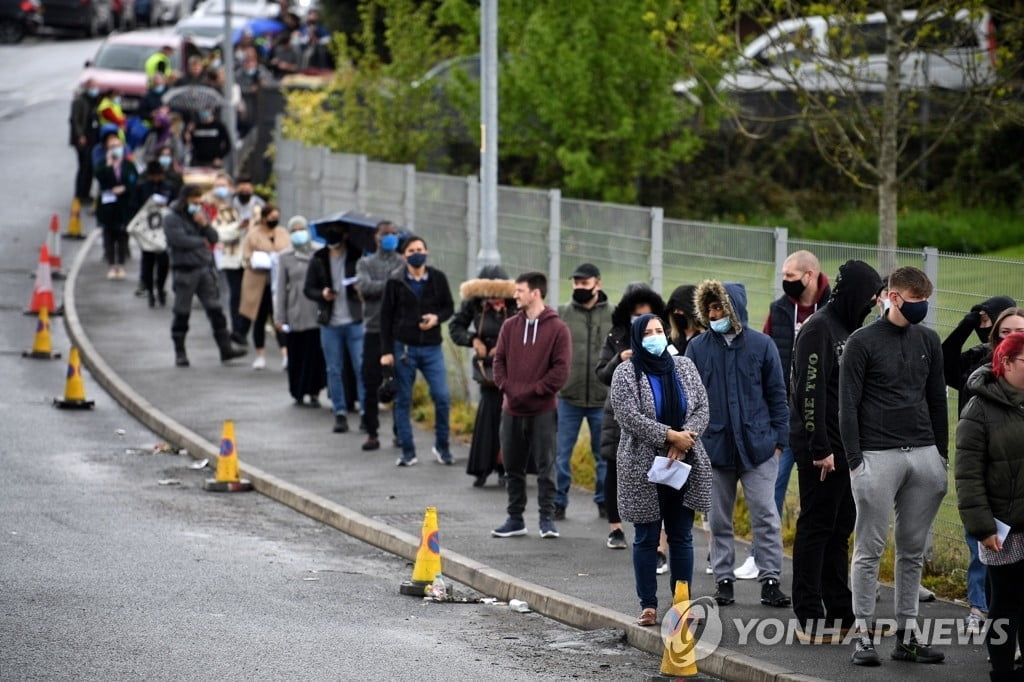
xmin=0 ymin=19 xmax=25 ymax=43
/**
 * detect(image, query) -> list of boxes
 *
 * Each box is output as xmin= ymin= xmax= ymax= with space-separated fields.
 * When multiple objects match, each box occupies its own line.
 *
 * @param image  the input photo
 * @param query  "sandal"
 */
xmin=637 ymin=608 xmax=657 ymax=627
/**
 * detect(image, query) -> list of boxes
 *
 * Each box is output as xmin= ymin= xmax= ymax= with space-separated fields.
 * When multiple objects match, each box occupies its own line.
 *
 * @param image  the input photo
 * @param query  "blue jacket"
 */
xmin=684 ymin=281 xmax=789 ymax=471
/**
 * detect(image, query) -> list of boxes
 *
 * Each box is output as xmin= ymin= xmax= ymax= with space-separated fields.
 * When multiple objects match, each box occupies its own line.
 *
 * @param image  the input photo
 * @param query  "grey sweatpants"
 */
xmin=710 ymin=455 xmax=783 ymax=582
xmin=849 ymin=446 xmax=947 ymax=630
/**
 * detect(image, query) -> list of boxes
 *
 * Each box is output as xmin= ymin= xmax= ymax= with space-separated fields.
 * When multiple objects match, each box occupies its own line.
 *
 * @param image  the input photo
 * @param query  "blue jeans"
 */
xmin=555 ymin=399 xmax=606 ymax=509
xmin=633 ymin=485 xmax=695 ymax=610
xmin=774 ymin=445 xmax=794 ymax=517
xmin=965 ymin=530 xmax=989 ymax=612
xmin=320 ymin=322 xmax=365 ymax=416
xmin=393 ymin=342 xmax=449 ymax=457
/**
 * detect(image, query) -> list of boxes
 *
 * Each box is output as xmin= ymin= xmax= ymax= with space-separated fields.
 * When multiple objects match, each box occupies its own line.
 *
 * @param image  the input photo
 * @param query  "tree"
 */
xmin=680 ymin=0 xmax=1022 ymax=265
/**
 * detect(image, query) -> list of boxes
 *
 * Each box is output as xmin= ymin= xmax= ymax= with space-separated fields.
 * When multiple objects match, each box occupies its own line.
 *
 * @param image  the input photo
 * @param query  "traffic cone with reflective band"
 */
xmin=53 ymin=347 xmax=95 ymax=409
xmin=660 ymin=580 xmax=699 ymax=677
xmin=23 ymin=306 xmax=60 ymax=359
xmin=203 ymin=420 xmax=252 ymax=492
xmin=65 ymin=198 xmax=85 ymax=239
xmin=48 ymin=214 xmax=64 ymax=279
xmin=25 ymin=244 xmax=61 ymax=316
xmin=399 ymin=507 xmax=444 ymax=596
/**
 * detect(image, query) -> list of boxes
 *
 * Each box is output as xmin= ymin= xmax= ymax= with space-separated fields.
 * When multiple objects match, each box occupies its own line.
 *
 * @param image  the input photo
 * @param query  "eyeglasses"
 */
xmin=708 ymin=303 xmax=725 ymax=312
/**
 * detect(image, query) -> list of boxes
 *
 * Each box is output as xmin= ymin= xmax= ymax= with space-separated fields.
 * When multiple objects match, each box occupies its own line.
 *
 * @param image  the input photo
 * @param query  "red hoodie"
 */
xmin=493 ymin=305 xmax=572 ymax=417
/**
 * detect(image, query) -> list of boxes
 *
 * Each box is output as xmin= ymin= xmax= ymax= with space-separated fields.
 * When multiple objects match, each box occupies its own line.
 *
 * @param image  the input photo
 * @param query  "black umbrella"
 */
xmin=162 ymin=85 xmax=224 ymax=115
xmin=309 ymin=210 xmax=386 ymax=256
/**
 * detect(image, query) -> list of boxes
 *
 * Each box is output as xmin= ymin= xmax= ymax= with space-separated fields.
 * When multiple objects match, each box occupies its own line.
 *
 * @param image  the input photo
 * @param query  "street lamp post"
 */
xmin=478 ymin=0 xmax=500 ymax=267
xmin=221 ymin=0 xmax=237 ymax=175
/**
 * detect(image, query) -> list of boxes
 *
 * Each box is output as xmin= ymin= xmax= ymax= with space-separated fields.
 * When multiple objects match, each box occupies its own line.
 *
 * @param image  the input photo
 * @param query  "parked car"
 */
xmin=0 ymin=0 xmax=42 ymax=43
xmin=191 ymin=0 xmax=277 ymax=19
xmin=676 ymin=8 xmax=998 ymax=102
xmin=40 ymin=0 xmax=114 ymax=36
xmin=173 ymin=12 xmax=247 ymax=49
xmin=78 ymin=31 xmax=201 ymax=113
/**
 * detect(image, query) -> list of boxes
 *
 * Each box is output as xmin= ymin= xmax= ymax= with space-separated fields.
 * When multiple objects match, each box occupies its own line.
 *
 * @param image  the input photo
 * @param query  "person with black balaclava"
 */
xmin=163 ymin=184 xmax=247 ymax=368
xmin=665 ymin=284 xmax=704 ymax=355
xmin=789 ymin=260 xmax=882 ymax=644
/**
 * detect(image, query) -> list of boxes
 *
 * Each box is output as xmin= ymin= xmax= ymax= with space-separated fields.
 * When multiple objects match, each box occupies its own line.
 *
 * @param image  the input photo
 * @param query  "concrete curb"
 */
xmin=62 ymin=232 xmax=825 ymax=682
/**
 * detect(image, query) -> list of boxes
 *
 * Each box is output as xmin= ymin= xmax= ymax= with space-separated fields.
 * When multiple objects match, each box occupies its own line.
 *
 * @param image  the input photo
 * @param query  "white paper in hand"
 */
xmin=647 ymin=456 xmax=692 ymax=490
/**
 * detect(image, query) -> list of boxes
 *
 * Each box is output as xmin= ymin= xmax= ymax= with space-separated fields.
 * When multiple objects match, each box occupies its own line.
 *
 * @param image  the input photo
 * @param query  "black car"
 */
xmin=0 ymin=0 xmax=42 ymax=43
xmin=40 ymin=0 xmax=113 ymax=36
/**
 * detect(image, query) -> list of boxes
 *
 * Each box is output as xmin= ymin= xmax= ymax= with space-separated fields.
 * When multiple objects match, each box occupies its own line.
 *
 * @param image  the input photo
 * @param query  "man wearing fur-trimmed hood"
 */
xmin=685 ymin=280 xmax=791 ymax=608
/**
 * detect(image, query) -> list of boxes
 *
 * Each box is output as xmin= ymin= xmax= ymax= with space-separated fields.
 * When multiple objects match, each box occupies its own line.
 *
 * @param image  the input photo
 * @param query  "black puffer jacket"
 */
xmin=956 ymin=365 xmax=1024 ymax=540
xmin=594 ymin=284 xmax=666 ymax=462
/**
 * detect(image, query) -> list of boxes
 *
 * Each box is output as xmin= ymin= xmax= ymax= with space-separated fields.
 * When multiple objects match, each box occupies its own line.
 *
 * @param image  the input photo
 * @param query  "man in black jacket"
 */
xmin=839 ymin=266 xmax=948 ymax=666
xmin=379 ymin=236 xmax=455 ymax=467
xmin=789 ymin=260 xmax=881 ymax=643
xmin=70 ymin=79 xmax=100 ymax=204
xmin=163 ymin=184 xmax=247 ymax=367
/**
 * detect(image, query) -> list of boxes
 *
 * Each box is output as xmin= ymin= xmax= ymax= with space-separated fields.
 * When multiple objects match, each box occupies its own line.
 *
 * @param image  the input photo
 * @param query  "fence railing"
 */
xmin=274 ymin=136 xmax=1024 ymax=558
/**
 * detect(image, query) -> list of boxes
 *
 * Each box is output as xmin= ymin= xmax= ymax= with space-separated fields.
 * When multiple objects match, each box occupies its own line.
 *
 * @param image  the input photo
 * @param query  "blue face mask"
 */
xmin=213 ymin=186 xmax=230 ymax=200
xmin=158 ymin=155 xmax=172 ymax=168
xmin=406 ymin=252 xmax=427 ymax=268
xmin=153 ymin=84 xmax=166 ymax=94
xmin=87 ymin=87 xmax=99 ymax=98
xmin=710 ymin=318 xmax=732 ymax=334
xmin=290 ymin=230 xmax=310 ymax=247
xmin=641 ymin=334 xmax=668 ymax=357
xmin=380 ymin=234 xmax=399 ymax=252
xmin=898 ymin=297 xmax=928 ymax=325
xmin=187 ymin=203 xmax=201 ymax=215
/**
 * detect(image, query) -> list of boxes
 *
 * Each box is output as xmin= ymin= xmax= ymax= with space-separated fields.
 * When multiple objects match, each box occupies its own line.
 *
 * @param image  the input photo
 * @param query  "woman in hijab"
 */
xmin=611 ymin=314 xmax=712 ymax=626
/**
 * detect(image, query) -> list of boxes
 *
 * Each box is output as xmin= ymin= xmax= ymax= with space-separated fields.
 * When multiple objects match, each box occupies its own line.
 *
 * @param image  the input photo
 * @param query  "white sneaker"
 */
xmin=735 ymin=555 xmax=759 ymax=580
xmin=252 ymin=355 xmax=266 ymax=370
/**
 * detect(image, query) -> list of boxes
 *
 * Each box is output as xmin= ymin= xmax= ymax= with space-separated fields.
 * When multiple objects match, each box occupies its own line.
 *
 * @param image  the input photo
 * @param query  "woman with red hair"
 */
xmin=956 ymin=331 xmax=1024 ymax=681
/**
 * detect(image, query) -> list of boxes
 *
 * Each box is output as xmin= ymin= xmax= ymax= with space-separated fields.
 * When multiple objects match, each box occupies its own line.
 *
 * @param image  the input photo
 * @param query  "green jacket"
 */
xmin=558 ymin=291 xmax=612 ymax=407
xmin=955 ymin=365 xmax=1024 ymax=539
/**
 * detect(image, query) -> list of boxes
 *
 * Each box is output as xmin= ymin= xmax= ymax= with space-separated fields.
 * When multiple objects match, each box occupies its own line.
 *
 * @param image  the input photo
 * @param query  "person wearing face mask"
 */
xmin=231 ymin=179 xmax=265 ymax=225
xmin=839 ymin=266 xmax=948 ymax=666
xmin=235 ymin=47 xmax=271 ymax=137
xmin=275 ymin=216 xmax=326 ymax=407
xmin=162 ymin=184 xmax=247 ymax=368
xmin=95 ymin=134 xmax=138 ymax=280
xmin=788 ymin=260 xmax=882 ymax=644
xmin=239 ymin=205 xmax=291 ymax=370
xmin=138 ymin=110 xmax=185 ymax=176
xmin=554 ymin=263 xmax=612 ymax=522
xmin=269 ymin=30 xmax=304 ymax=79
xmin=611 ymin=314 xmax=712 ymax=627
xmin=355 ymin=221 xmax=409 ymax=450
xmin=685 ymin=280 xmax=791 ymax=610
xmin=379 ymin=236 xmax=455 ymax=466
xmin=595 ymin=284 xmax=667 ymax=552
xmin=186 ymin=109 xmax=231 ymax=168
xmin=665 ymin=284 xmax=704 ymax=355
xmin=203 ymin=173 xmax=245 ymax=339
xmin=138 ymin=74 xmax=168 ymax=125
xmin=70 ymin=79 xmax=101 ymax=205
xmin=129 ymin=160 xmax=175 ymax=307
xmin=449 ymin=265 xmax=517 ymax=487
xmin=762 ymin=250 xmax=831 ymax=540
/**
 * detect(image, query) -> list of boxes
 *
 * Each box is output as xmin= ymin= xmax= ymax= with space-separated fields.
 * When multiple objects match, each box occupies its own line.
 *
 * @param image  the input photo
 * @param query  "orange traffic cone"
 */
xmin=660 ymin=580 xmax=700 ymax=677
xmin=25 ymin=244 xmax=61 ymax=316
xmin=48 ymin=214 xmax=65 ymax=279
xmin=65 ymin=198 xmax=85 ymax=239
xmin=53 ymin=346 xmax=95 ymax=409
xmin=399 ymin=507 xmax=445 ymax=596
xmin=23 ymin=306 xmax=61 ymax=360
xmin=203 ymin=420 xmax=253 ymax=492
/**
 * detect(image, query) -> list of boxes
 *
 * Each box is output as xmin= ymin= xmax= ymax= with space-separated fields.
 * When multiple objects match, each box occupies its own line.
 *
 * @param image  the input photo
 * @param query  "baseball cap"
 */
xmin=571 ymin=263 xmax=600 ymax=280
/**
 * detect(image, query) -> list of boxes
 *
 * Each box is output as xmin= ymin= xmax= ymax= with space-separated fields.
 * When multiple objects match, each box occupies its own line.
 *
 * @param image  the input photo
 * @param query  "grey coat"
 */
xmin=275 ymin=248 xmax=320 ymax=333
xmin=611 ymin=355 xmax=712 ymax=523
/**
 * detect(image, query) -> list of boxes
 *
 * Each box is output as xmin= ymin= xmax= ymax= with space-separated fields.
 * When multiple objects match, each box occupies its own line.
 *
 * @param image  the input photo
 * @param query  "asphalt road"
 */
xmin=0 ymin=36 xmax=662 ymax=681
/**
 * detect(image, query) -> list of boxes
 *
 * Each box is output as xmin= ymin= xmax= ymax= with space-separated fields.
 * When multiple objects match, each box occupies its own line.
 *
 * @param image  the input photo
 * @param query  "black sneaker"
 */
xmin=553 ymin=505 xmax=566 ymax=521
xmin=606 ymin=528 xmax=627 ymax=549
xmin=333 ymin=415 xmax=349 ymax=433
xmin=596 ymin=502 xmax=607 ymax=519
xmin=891 ymin=631 xmax=945 ymax=664
xmin=760 ymin=578 xmax=792 ymax=607
xmin=851 ymin=634 xmax=881 ymax=666
xmin=715 ymin=579 xmax=735 ymax=605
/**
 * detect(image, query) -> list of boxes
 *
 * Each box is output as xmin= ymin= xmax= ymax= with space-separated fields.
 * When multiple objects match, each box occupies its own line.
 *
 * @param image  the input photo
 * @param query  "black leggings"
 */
xmin=237 ymin=284 xmax=284 ymax=350
xmin=140 ymin=251 xmax=169 ymax=294
xmin=987 ymin=559 xmax=1024 ymax=673
xmin=603 ymin=457 xmax=621 ymax=524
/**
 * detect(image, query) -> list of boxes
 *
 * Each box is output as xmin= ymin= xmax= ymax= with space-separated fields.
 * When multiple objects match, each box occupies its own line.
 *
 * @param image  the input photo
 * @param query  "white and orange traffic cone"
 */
xmin=203 ymin=420 xmax=253 ymax=492
xmin=53 ymin=347 xmax=95 ymax=410
xmin=23 ymin=306 xmax=60 ymax=360
xmin=48 ymin=214 xmax=65 ymax=279
xmin=25 ymin=244 xmax=60 ymax=316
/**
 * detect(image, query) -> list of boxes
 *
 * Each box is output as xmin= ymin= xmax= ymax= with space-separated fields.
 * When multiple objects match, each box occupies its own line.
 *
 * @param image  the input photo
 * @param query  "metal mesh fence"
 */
xmin=320 ymin=152 xmax=361 ymax=215
xmin=364 ymin=161 xmax=408 ymax=223
xmin=496 ymin=186 xmax=550 ymax=286
xmin=416 ymin=172 xmax=471 ymax=289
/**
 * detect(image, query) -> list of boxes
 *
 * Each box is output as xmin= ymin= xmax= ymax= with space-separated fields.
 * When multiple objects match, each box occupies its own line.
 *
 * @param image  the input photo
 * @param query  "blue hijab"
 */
xmin=630 ymin=313 xmax=687 ymax=429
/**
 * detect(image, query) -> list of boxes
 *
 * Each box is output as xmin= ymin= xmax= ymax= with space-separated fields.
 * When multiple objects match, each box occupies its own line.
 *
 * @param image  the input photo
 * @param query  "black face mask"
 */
xmin=782 ymin=277 xmax=807 ymax=300
xmin=572 ymin=288 xmax=595 ymax=304
xmin=977 ymin=326 xmax=992 ymax=344
xmin=671 ymin=313 xmax=689 ymax=331
xmin=236 ymin=192 xmax=252 ymax=204
xmin=266 ymin=219 xmax=279 ymax=228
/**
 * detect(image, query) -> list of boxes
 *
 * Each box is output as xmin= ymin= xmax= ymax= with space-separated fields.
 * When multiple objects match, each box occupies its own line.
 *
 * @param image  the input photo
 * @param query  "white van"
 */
xmin=676 ymin=8 xmax=998 ymax=99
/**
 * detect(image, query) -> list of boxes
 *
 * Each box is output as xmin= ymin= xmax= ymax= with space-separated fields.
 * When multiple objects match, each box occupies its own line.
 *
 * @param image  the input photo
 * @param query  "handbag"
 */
xmin=249 ymin=250 xmax=272 ymax=271
xmin=474 ymin=356 xmax=496 ymax=388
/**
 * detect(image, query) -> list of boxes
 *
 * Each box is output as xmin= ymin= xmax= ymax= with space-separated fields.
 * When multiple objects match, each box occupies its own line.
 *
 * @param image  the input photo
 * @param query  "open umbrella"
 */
xmin=232 ymin=16 xmax=284 ymax=45
xmin=162 ymin=84 xmax=224 ymax=115
xmin=309 ymin=210 xmax=386 ymax=256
